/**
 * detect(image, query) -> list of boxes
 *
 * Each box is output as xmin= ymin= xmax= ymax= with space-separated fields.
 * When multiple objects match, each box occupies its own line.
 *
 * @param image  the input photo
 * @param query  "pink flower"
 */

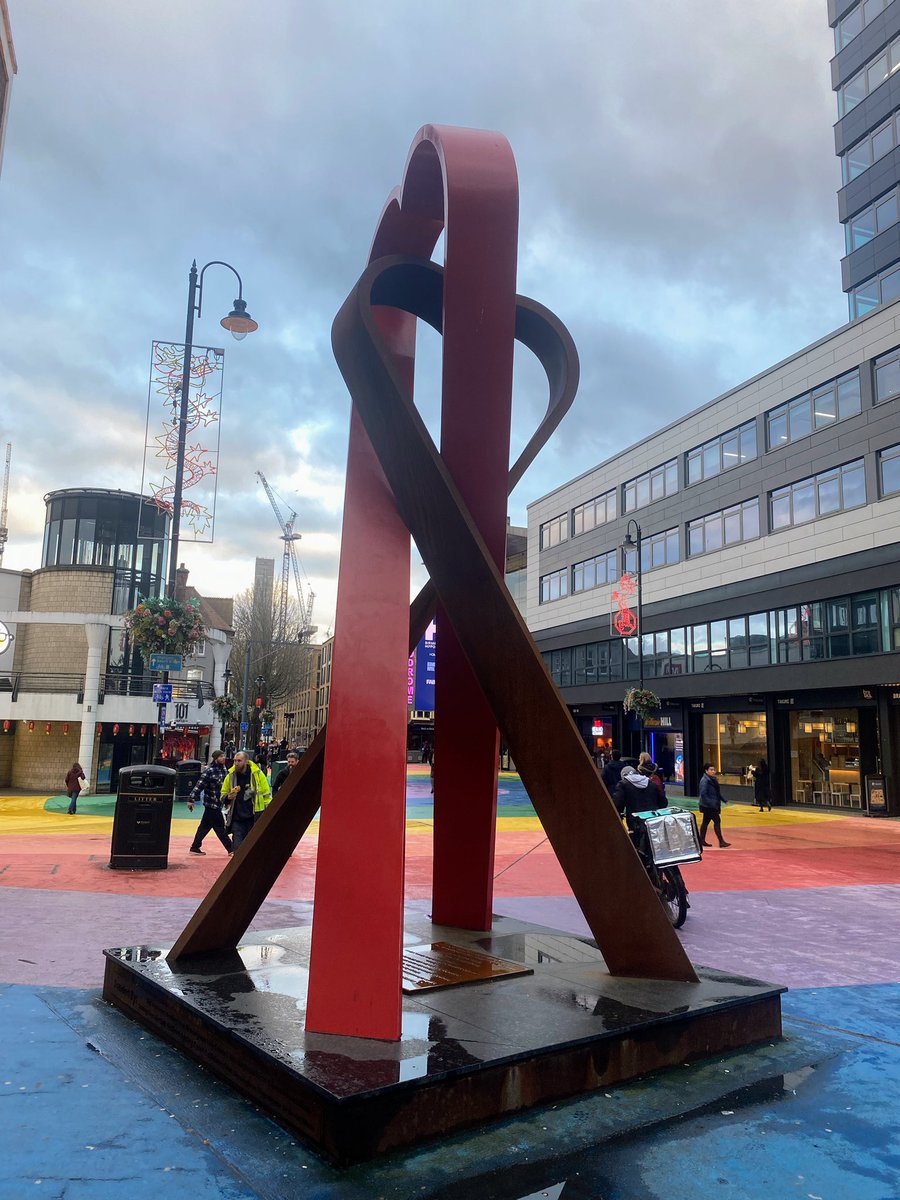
xmin=156 ymin=616 xmax=165 ymax=625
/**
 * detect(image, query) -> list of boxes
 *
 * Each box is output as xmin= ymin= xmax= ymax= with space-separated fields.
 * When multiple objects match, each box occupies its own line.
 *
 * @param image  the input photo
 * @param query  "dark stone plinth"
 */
xmin=102 ymin=914 xmax=784 ymax=1166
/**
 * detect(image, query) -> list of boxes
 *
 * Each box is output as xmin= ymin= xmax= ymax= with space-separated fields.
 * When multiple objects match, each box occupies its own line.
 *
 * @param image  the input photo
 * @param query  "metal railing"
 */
xmin=0 ymin=673 xmax=85 ymax=702
xmin=99 ymin=674 xmax=214 ymax=706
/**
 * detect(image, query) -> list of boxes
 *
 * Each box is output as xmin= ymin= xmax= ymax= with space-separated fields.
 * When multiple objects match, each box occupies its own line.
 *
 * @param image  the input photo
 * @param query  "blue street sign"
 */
xmin=149 ymin=653 xmax=184 ymax=672
xmin=240 ymin=721 xmax=249 ymax=732
xmin=262 ymin=723 xmax=273 ymax=735
xmin=152 ymin=683 xmax=173 ymax=703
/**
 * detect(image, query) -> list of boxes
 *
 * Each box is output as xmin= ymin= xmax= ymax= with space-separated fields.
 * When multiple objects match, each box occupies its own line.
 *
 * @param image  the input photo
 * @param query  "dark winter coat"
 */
xmin=601 ymin=759 xmax=626 ymax=793
xmin=699 ymin=772 xmax=724 ymax=811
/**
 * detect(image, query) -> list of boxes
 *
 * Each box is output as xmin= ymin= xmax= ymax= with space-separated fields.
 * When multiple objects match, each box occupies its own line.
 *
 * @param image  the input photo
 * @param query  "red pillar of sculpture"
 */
xmin=306 ymin=126 xmax=518 ymax=1038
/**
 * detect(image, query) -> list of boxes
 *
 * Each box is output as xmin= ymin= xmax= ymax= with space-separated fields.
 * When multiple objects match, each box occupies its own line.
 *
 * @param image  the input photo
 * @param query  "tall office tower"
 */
xmin=0 ymin=0 xmax=16 ymax=180
xmin=832 ymin=0 xmax=900 ymax=317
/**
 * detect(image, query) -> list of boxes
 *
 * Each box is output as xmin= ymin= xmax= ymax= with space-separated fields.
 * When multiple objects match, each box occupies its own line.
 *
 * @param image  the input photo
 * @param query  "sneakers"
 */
xmin=189 ymin=847 xmax=205 ymax=855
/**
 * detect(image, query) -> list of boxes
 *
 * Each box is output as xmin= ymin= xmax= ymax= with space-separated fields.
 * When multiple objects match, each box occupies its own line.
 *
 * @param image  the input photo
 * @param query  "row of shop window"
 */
xmin=540 ymin=349 xmax=900 ymax=553
xmin=542 ymin=588 xmax=900 ymax=686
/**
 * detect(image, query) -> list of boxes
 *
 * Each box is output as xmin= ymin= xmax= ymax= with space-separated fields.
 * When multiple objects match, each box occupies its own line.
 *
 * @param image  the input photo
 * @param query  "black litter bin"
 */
xmin=175 ymin=759 xmax=203 ymax=803
xmin=109 ymin=764 xmax=176 ymax=870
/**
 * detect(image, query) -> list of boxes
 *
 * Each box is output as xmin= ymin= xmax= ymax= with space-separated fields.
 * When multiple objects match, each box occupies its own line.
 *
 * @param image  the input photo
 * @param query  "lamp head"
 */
xmin=221 ymin=298 xmax=258 ymax=341
xmin=621 ymin=530 xmax=637 ymax=552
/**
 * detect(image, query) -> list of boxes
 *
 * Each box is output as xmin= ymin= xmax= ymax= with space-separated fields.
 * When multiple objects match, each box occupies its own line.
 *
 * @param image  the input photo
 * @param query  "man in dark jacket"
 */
xmin=698 ymin=763 xmax=731 ymax=848
xmin=601 ymin=749 xmax=625 ymax=793
xmin=188 ymin=750 xmax=232 ymax=856
xmin=272 ymin=749 xmax=301 ymax=796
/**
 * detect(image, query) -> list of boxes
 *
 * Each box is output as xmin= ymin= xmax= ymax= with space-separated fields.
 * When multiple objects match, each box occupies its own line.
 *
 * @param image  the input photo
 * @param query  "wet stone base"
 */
xmin=102 ymin=913 xmax=784 ymax=1166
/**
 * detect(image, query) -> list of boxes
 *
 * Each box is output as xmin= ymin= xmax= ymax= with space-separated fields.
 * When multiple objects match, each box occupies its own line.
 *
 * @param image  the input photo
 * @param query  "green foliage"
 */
xmin=124 ymin=595 xmax=204 ymax=660
xmin=623 ymin=687 xmax=661 ymax=721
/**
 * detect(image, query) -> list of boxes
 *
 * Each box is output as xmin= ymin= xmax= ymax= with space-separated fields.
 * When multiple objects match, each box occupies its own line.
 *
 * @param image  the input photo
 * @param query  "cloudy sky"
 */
xmin=0 ymin=0 xmax=845 ymax=635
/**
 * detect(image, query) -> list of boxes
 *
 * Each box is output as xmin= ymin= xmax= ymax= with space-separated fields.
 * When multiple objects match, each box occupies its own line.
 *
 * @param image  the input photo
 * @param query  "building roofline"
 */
xmin=527 ymin=297 xmax=898 ymax=510
xmin=1 ymin=0 xmax=17 ymax=75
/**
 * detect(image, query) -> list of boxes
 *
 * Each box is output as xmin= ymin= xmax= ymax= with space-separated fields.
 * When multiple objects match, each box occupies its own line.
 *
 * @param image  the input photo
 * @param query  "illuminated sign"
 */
xmin=611 ymin=573 xmax=638 ymax=637
xmin=407 ymin=654 xmax=415 ymax=707
xmin=591 ymin=721 xmax=606 ymax=737
xmin=414 ymin=619 xmax=437 ymax=711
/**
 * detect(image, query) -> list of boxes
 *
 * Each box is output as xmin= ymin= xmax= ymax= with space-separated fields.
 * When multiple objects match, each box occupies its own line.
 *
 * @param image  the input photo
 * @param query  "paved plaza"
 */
xmin=1 ymin=767 xmax=899 ymax=1198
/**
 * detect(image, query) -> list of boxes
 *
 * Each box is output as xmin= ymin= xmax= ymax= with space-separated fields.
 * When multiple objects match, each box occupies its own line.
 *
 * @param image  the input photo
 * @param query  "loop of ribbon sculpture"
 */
xmin=169 ymin=127 xmax=696 ymax=1041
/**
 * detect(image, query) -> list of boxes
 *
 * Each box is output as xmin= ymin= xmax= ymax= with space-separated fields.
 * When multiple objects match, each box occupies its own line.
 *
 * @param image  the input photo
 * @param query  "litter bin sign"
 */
xmin=175 ymin=759 xmax=203 ymax=802
xmin=866 ymin=774 xmax=888 ymax=816
xmin=109 ymin=765 xmax=176 ymax=870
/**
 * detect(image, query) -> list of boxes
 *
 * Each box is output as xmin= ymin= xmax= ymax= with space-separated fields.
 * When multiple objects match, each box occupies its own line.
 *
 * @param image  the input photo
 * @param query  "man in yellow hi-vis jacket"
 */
xmin=220 ymin=750 xmax=271 ymax=851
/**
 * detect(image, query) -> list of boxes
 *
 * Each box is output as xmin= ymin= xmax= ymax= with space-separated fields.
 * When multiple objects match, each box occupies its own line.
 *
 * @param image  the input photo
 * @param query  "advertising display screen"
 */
xmin=414 ymin=619 xmax=437 ymax=711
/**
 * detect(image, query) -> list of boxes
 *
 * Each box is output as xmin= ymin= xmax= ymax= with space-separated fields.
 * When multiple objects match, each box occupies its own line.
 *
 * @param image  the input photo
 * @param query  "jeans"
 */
xmin=699 ymin=810 xmax=725 ymax=845
xmin=67 ymin=790 xmax=79 ymax=814
xmin=230 ymin=814 xmax=256 ymax=851
xmin=190 ymin=805 xmax=232 ymax=853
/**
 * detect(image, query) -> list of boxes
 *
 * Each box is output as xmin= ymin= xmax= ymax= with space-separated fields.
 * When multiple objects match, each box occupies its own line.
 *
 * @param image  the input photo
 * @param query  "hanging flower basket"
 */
xmin=623 ymin=687 xmax=661 ymax=722
xmin=123 ymin=595 xmax=205 ymax=662
xmin=261 ymin=708 xmax=275 ymax=724
xmin=212 ymin=694 xmax=240 ymax=723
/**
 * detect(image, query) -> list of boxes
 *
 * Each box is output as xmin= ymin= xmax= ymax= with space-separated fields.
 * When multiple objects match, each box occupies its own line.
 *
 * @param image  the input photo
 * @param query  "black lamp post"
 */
xmin=620 ymin=519 xmax=644 ymax=751
xmin=220 ymin=665 xmax=232 ymax=750
xmin=253 ymin=674 xmax=266 ymax=753
xmin=166 ymin=260 xmax=258 ymax=598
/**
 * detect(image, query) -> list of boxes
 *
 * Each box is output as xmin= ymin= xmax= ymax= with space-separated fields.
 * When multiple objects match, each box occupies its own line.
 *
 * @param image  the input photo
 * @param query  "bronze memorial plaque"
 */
xmin=401 ymin=941 xmax=533 ymax=994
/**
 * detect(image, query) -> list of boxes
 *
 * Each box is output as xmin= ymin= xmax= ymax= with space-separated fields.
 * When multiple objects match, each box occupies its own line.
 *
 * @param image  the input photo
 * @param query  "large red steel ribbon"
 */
xmin=307 ymin=126 xmax=520 ymax=1039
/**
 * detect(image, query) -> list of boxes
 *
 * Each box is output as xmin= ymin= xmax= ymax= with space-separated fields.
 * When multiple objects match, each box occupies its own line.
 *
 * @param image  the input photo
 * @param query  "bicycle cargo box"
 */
xmin=642 ymin=809 xmax=702 ymax=866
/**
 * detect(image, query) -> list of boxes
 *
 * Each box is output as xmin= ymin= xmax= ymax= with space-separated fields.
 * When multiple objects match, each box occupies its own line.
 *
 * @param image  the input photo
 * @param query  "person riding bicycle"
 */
xmin=612 ymin=759 xmax=663 ymax=828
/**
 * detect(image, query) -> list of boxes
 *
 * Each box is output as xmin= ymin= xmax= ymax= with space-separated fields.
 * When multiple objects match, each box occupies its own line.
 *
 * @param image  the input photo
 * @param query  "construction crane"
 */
xmin=256 ymin=471 xmax=316 ymax=643
xmin=0 ymin=443 xmax=10 ymax=568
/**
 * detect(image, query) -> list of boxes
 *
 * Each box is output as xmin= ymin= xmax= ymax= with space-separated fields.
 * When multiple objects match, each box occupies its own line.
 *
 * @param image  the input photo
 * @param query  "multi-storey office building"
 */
xmin=528 ymin=299 xmax=900 ymax=814
xmin=830 ymin=0 xmax=900 ymax=316
xmin=0 ymin=0 xmax=16 ymax=181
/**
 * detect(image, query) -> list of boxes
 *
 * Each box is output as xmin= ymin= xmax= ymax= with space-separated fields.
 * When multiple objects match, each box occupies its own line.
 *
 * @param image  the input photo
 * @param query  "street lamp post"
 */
xmin=253 ymin=673 xmax=266 ymax=755
xmin=166 ymin=260 xmax=258 ymax=598
xmin=621 ymin=519 xmax=644 ymax=753
xmin=220 ymin=665 xmax=232 ymax=750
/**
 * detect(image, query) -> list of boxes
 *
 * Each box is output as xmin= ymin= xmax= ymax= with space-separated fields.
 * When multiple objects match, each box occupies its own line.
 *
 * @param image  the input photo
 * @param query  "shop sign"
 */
xmin=689 ymin=702 xmax=704 ymax=710
xmin=0 ymin=621 xmax=11 ymax=656
xmin=643 ymin=715 xmax=673 ymax=728
xmin=591 ymin=720 xmax=607 ymax=737
xmin=777 ymin=697 xmax=795 ymax=707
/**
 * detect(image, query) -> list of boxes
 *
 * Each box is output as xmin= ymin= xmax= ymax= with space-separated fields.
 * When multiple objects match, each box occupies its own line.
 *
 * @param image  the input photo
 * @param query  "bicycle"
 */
xmin=627 ymin=807 xmax=701 ymax=929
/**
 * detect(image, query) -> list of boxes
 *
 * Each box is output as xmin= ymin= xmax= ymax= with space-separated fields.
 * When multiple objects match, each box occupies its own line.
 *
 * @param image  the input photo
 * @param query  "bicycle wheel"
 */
xmin=658 ymin=867 xmax=688 ymax=928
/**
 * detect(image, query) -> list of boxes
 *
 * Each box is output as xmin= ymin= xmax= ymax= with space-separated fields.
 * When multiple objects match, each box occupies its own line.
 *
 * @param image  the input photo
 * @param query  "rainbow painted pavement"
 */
xmin=1 ymin=767 xmax=899 ymax=1197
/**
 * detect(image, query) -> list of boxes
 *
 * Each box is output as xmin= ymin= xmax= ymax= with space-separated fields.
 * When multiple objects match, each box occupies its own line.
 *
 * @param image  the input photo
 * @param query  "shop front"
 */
xmin=782 ymin=704 xmax=874 ymax=810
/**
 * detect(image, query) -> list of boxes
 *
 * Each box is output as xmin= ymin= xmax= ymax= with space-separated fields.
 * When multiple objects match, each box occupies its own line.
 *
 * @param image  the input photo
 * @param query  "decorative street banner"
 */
xmin=611 ymin=572 xmax=638 ymax=637
xmin=414 ymin=618 xmax=437 ymax=711
xmin=141 ymin=340 xmax=225 ymax=542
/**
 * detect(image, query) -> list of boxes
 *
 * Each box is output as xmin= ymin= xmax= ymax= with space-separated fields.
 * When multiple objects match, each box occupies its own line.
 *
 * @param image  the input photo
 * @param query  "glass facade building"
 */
xmin=831 ymin=0 xmax=900 ymax=316
xmin=42 ymin=489 xmax=169 ymax=615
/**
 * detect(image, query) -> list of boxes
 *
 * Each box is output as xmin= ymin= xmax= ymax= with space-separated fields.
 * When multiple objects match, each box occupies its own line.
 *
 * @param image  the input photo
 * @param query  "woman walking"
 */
xmin=64 ymin=763 xmax=85 ymax=814
xmin=753 ymin=759 xmax=773 ymax=811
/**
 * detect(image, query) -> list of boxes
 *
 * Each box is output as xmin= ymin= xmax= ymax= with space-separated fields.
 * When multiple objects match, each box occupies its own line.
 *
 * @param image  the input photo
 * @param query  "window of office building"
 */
xmin=572 ymin=488 xmax=616 ymax=536
xmin=835 ymin=0 xmax=888 ymax=52
xmin=702 ymin=712 xmax=767 ymax=793
xmin=769 ymin=460 xmax=866 ymax=530
xmin=838 ymin=34 xmax=900 ymax=116
xmin=572 ymin=550 xmax=617 ymax=594
xmin=766 ymin=370 xmax=861 ymax=449
xmin=841 ymin=114 xmax=900 ymax=185
xmin=874 ymin=346 xmax=900 ymax=404
xmin=846 ymin=188 xmax=900 ymax=253
xmin=850 ymin=263 xmax=900 ymax=318
xmin=623 ymin=527 xmax=679 ymax=574
xmin=879 ymin=442 xmax=900 ymax=495
xmin=540 ymin=513 xmax=568 ymax=550
xmin=623 ymin=460 xmax=678 ymax=513
xmin=687 ymin=498 xmax=759 ymax=556
xmin=686 ymin=421 xmax=756 ymax=485
xmin=790 ymin=710 xmax=862 ymax=807
xmin=539 ymin=567 xmax=568 ymax=604
xmin=543 ymin=589 xmax=888 ymax=689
